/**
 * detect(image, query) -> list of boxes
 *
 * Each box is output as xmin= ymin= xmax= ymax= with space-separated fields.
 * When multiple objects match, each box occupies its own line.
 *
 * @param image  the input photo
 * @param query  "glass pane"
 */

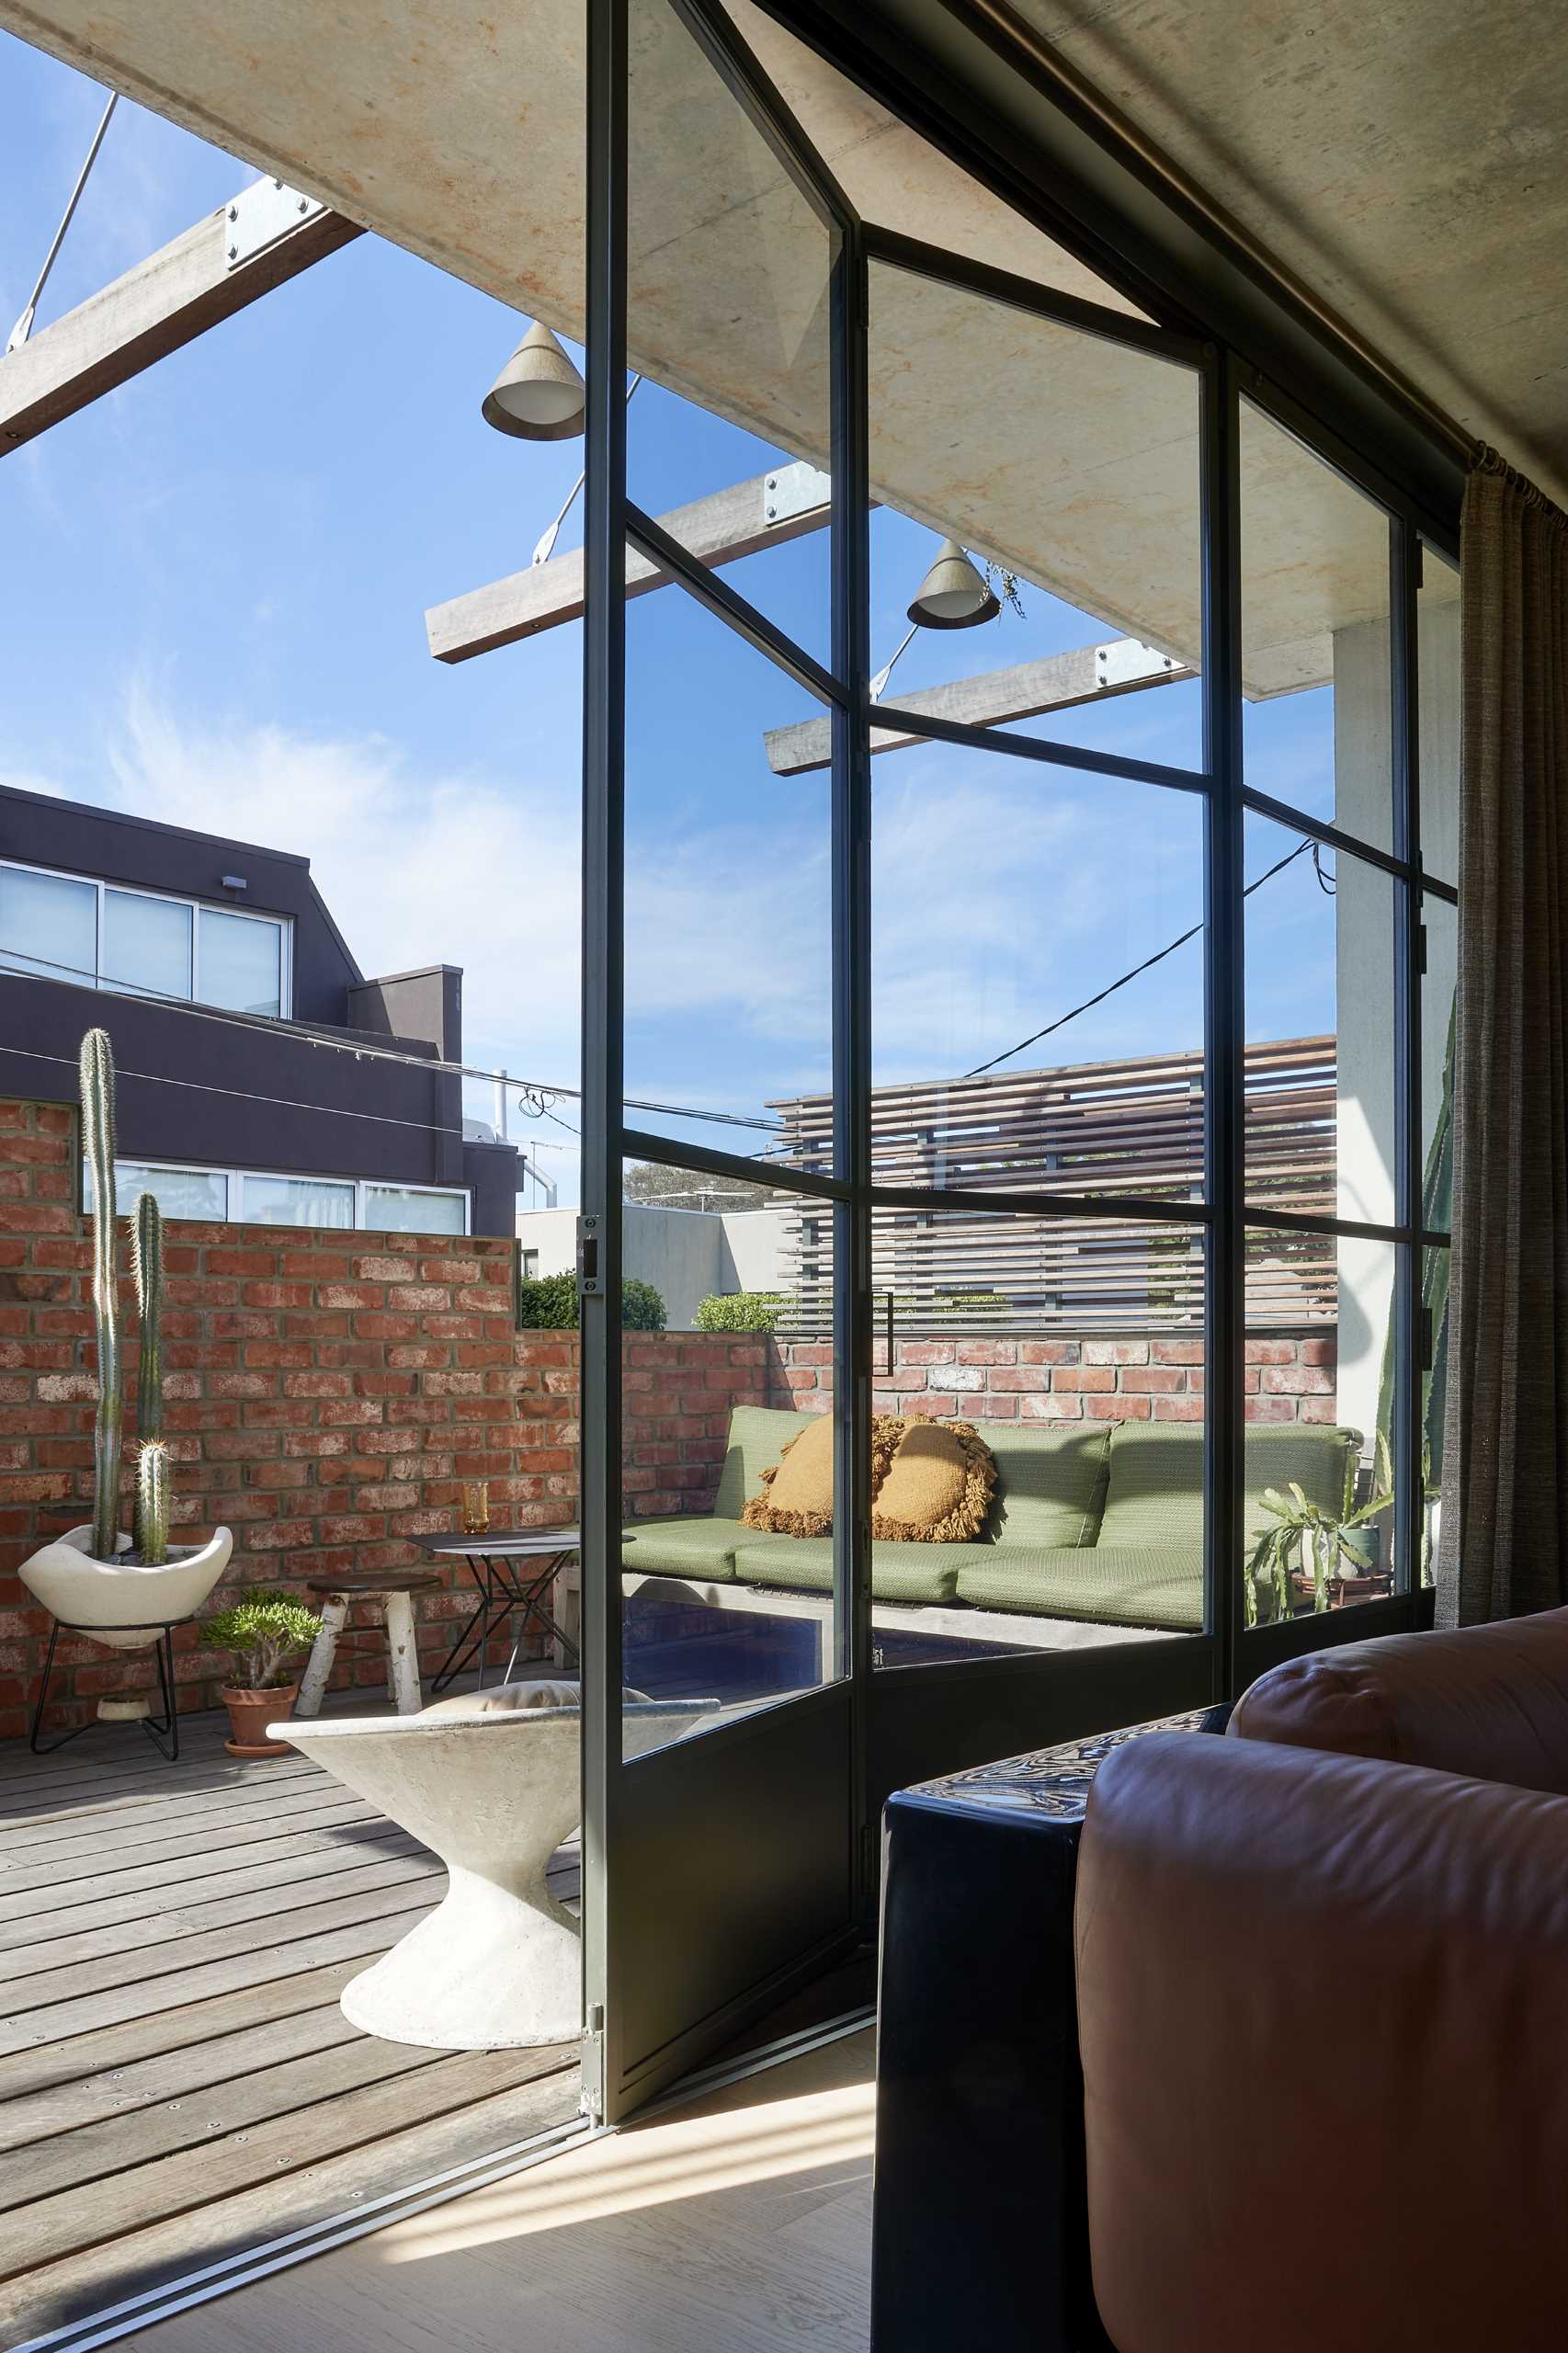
xmin=110 ymin=1160 xmax=229 ymax=1221
xmin=868 ymin=263 xmax=1202 ymax=774
xmin=1244 ymin=812 xmax=1398 ymax=1226
xmin=103 ymin=889 xmax=192 ymax=1001
xmin=363 ymin=1184 xmax=467 ymax=1236
xmin=1418 ymin=540 xmax=1460 ymax=887
xmin=200 ymin=908 xmax=283 ymax=1017
xmin=737 ymin=6 xmax=1153 ymax=321
xmin=1421 ymin=893 xmax=1456 ymax=1236
xmin=241 ymin=1174 xmax=354 ymax=1228
xmin=864 ymin=1209 xmax=1207 ymax=1666
xmin=1244 ymin=1227 xmax=1400 ymax=1625
xmin=0 ymin=865 xmax=96 ymax=986
xmin=620 ymin=1163 xmax=841 ymax=1760
xmin=626 ymin=0 xmax=832 ymax=662
xmin=863 ymin=728 xmax=1204 ymax=1194
xmin=623 ymin=563 xmax=832 ymax=1156
xmin=1241 ymin=402 xmax=1393 ymax=852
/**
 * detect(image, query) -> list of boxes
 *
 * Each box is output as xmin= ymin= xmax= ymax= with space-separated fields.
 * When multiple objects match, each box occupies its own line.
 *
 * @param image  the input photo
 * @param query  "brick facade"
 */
xmin=773 ymin=1330 xmax=1336 ymax=1423
xmin=0 ymin=1099 xmax=771 ymax=1743
xmin=0 ymin=1096 xmax=1338 ymax=1742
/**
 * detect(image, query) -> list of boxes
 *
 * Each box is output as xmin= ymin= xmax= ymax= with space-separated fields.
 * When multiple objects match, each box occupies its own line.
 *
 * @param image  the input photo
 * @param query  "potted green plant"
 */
xmin=1244 ymin=1432 xmax=1396 ymax=1627
xmin=199 ymin=1586 xmax=322 ymax=1756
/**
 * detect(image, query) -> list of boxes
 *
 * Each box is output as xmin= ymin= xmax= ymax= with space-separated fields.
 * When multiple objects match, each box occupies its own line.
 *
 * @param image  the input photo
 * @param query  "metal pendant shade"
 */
xmin=906 ymin=538 xmax=1001 ymax=630
xmin=481 ymin=320 xmax=586 ymax=440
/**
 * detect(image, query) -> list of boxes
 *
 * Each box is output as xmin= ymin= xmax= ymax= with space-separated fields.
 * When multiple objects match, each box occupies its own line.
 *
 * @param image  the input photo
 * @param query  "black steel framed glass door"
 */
xmin=575 ymin=0 xmax=1460 ymax=2127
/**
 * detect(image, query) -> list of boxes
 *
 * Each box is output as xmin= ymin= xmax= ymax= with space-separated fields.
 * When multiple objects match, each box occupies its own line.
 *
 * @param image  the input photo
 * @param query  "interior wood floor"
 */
xmin=119 ymin=2026 xmax=876 ymax=2353
xmin=0 ymin=1703 xmax=580 ymax=2348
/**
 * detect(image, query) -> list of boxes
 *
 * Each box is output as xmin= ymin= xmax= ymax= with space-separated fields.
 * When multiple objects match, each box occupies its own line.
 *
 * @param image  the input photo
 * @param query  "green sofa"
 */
xmin=622 ymin=1404 xmax=1361 ymax=1634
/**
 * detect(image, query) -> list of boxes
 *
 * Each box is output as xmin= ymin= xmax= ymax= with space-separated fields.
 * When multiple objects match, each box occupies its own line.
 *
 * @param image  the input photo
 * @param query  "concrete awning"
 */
xmin=0 ymin=0 xmax=1463 ymax=691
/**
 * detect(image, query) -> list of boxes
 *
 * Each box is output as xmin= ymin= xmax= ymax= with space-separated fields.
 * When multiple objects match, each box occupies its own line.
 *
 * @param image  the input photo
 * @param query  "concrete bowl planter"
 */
xmin=19 ymin=1524 xmax=233 ymax=1654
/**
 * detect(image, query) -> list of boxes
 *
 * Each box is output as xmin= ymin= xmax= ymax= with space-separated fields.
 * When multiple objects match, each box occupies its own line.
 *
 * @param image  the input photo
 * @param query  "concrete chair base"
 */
xmin=274 ymin=1689 xmax=714 ymax=2050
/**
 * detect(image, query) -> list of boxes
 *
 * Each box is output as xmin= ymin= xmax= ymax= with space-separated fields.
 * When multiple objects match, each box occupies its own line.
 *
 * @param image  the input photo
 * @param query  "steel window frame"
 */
xmin=581 ymin=0 xmax=1461 ymax=2118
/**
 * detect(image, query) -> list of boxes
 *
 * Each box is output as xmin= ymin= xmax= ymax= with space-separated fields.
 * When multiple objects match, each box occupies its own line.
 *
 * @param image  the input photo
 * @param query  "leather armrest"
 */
xmin=1075 ymin=1732 xmax=1568 ymax=2353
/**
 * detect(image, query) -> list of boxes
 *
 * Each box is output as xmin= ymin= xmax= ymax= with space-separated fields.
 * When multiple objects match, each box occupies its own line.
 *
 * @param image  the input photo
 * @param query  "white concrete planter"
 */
xmin=19 ymin=1523 xmax=233 ymax=1652
xmin=275 ymin=1688 xmax=716 ymax=2051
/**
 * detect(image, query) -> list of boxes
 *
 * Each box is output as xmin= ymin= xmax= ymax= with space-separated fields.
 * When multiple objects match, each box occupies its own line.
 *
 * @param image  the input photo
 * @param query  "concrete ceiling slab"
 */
xmin=0 ymin=0 xmax=1476 ymax=690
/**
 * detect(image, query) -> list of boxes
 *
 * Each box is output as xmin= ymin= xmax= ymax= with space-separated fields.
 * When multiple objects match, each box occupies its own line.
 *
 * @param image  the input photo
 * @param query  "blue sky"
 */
xmin=2 ymin=37 xmax=1343 ymax=1207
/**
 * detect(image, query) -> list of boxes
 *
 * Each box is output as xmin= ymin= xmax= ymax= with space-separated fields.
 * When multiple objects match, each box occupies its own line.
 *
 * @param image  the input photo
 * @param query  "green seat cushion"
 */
xmin=984 ymin=1424 xmax=1111 ymax=1548
xmin=620 ymin=1516 xmax=745 ymax=1580
xmin=1242 ymin=1424 xmax=1361 ymax=1548
xmin=712 ymin=1405 xmax=820 ymax=1520
xmin=733 ymin=1538 xmax=989 ymax=1608
xmin=955 ymin=1545 xmax=1203 ymax=1632
xmin=1097 ymin=1421 xmax=1359 ymax=1552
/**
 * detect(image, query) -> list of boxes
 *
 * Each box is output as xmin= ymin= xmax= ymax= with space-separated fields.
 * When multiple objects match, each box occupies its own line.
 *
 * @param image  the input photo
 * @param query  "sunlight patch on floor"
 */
xmin=381 ymin=2078 xmax=875 ymax=2263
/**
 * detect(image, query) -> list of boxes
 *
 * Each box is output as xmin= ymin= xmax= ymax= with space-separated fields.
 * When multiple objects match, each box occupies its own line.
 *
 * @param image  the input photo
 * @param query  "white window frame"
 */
xmin=2 ymin=855 xmax=294 ymax=1019
xmin=85 ymin=1154 xmax=470 ymax=1235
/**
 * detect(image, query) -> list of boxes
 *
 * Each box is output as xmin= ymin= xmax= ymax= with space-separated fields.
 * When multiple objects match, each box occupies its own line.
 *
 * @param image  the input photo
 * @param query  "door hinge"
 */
xmin=581 ymin=2001 xmax=606 ymax=2123
xmin=576 ymin=1214 xmax=601 ymax=1301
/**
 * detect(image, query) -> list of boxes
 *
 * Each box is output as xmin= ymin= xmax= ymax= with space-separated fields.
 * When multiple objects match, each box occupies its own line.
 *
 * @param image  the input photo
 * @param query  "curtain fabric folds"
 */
xmin=1439 ymin=449 xmax=1568 ymax=1624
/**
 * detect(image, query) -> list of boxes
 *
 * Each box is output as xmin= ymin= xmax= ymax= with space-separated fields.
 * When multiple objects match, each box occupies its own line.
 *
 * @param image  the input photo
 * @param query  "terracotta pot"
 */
xmin=222 ymin=1681 xmax=301 ymax=1757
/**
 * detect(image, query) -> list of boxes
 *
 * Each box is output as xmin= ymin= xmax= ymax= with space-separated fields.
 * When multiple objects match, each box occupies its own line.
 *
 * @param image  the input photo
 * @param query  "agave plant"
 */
xmin=1244 ymin=1429 xmax=1395 ymax=1628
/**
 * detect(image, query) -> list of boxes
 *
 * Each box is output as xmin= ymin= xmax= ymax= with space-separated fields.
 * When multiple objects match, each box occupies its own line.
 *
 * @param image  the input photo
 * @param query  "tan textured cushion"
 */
xmin=872 ymin=1417 xmax=996 ymax=1543
xmin=742 ymin=1412 xmax=836 ymax=1536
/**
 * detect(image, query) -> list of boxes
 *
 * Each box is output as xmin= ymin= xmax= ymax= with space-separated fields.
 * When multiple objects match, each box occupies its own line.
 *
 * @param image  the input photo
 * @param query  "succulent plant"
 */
xmin=135 ymin=1439 xmax=172 ymax=1568
xmin=199 ymin=1586 xmax=321 ymax=1689
xmin=80 ymin=1029 xmax=122 ymax=1561
xmin=131 ymin=1192 xmax=165 ymax=1552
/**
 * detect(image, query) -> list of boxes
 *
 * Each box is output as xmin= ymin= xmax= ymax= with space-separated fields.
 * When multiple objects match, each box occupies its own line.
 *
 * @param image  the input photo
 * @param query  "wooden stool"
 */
xmin=296 ymin=1571 xmax=444 ymax=1719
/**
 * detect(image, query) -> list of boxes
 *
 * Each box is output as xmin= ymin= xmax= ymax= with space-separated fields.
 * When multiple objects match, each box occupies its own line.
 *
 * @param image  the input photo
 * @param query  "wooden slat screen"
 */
xmin=764 ymin=1037 xmax=1338 ymax=1332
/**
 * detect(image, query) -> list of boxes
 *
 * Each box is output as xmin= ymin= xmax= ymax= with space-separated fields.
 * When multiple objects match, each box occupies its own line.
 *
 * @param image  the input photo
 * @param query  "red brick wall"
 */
xmin=774 ymin=1330 xmax=1337 ymax=1423
xmin=0 ymin=1098 xmax=772 ymax=1743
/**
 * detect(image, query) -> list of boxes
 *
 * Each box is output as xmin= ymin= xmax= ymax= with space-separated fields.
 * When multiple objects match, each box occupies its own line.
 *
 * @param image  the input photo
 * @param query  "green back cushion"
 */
xmin=984 ymin=1425 xmax=1111 ymax=1548
xmin=713 ymin=1406 xmax=822 ymax=1520
xmin=1098 ymin=1421 xmax=1360 ymax=1551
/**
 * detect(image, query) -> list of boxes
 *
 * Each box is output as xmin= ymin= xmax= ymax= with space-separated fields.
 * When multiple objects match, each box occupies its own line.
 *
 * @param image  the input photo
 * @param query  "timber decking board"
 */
xmin=0 ymin=1822 xmax=420 ymax=1947
xmin=0 ymin=1847 xmax=440 ymax=1984
xmin=0 ymin=1712 xmax=582 ymax=2348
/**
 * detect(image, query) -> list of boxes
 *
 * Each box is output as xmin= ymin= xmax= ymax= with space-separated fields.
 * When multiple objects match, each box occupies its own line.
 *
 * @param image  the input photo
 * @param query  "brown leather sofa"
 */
xmin=1075 ymin=1609 xmax=1568 ymax=2353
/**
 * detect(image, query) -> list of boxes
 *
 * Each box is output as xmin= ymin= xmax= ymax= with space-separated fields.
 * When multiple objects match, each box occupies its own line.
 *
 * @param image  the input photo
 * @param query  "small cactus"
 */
xmin=136 ymin=1440 xmax=172 ymax=1568
xmin=80 ymin=1029 xmax=122 ymax=1560
xmin=131 ymin=1193 xmax=165 ymax=1552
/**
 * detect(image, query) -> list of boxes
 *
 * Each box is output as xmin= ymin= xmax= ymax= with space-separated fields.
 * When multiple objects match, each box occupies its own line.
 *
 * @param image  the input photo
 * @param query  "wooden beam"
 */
xmin=0 ymin=199 xmax=363 ymax=455
xmin=425 ymin=469 xmax=834 ymax=665
xmin=765 ymin=642 xmax=1194 ymax=775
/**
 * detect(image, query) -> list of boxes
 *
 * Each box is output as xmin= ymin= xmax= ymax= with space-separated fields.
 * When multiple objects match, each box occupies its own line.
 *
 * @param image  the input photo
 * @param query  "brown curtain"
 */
xmin=1438 ymin=449 xmax=1568 ymax=1624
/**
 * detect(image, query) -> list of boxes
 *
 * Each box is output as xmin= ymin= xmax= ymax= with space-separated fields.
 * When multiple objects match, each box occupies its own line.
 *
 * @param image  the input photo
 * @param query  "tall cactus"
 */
xmin=80 ymin=1029 xmax=122 ymax=1560
xmin=131 ymin=1192 xmax=165 ymax=1552
xmin=135 ymin=1440 xmax=172 ymax=1569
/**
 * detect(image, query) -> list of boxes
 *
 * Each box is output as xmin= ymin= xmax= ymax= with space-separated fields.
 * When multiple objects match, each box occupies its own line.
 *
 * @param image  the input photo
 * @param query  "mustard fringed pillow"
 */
xmin=871 ymin=1417 xmax=995 ymax=1544
xmin=742 ymin=1412 xmax=836 ymax=1536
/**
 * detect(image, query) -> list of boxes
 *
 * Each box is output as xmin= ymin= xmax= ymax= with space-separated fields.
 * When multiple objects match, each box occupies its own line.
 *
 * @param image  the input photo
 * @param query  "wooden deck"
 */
xmin=0 ymin=1705 xmax=581 ymax=2348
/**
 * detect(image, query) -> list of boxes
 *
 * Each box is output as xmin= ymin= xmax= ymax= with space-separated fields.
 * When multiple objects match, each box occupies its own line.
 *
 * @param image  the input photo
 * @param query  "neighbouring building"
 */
xmin=0 ymin=784 xmax=519 ymax=1235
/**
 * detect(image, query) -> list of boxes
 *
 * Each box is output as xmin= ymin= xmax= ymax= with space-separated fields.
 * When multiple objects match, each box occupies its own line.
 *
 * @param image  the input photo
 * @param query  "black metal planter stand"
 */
xmin=29 ymin=1616 xmax=187 ymax=1761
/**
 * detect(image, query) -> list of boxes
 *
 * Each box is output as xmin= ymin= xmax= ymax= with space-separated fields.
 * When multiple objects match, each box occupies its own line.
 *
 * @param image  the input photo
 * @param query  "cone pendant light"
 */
xmin=482 ymin=320 xmax=587 ymax=441
xmin=906 ymin=538 xmax=1001 ymax=630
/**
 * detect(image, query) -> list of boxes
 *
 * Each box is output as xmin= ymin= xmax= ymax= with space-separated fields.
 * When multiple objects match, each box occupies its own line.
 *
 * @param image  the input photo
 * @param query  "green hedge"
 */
xmin=694 ymin=1290 xmax=788 ymax=1333
xmin=517 ymin=1268 xmax=666 ymax=1331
